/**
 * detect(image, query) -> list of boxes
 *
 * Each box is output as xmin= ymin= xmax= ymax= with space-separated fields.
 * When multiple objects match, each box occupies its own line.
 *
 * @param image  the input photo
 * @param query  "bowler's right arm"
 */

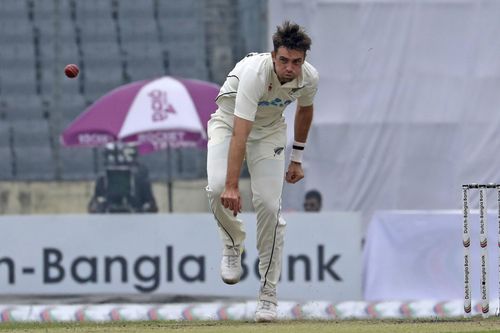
xmin=221 ymin=116 xmax=253 ymax=216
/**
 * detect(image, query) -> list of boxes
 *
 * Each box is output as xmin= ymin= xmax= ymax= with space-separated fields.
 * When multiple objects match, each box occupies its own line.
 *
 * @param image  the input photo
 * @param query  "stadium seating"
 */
xmin=140 ymin=151 xmax=168 ymax=180
xmin=0 ymin=121 xmax=12 ymax=179
xmin=123 ymin=41 xmax=165 ymax=81
xmin=73 ymin=0 xmax=114 ymax=21
xmin=1 ymin=95 xmax=45 ymax=122
xmin=0 ymin=0 xmax=266 ymax=181
xmin=80 ymin=41 xmax=122 ymax=101
xmin=177 ymin=148 xmax=208 ymax=180
xmin=14 ymin=145 xmax=54 ymax=180
xmin=157 ymin=0 xmax=208 ymax=80
xmin=0 ymin=0 xmax=27 ymax=17
xmin=0 ymin=39 xmax=38 ymax=96
xmin=11 ymin=119 xmax=54 ymax=180
xmin=59 ymin=93 xmax=88 ymax=125
xmin=77 ymin=19 xmax=116 ymax=44
xmin=0 ymin=147 xmax=12 ymax=179
xmin=0 ymin=64 xmax=38 ymax=98
xmin=11 ymin=119 xmax=50 ymax=149
xmin=0 ymin=16 xmax=33 ymax=44
xmin=59 ymin=146 xmax=96 ymax=180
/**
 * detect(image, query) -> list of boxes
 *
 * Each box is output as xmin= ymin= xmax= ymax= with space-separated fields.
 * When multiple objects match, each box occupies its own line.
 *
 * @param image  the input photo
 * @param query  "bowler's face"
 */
xmin=272 ymin=47 xmax=305 ymax=84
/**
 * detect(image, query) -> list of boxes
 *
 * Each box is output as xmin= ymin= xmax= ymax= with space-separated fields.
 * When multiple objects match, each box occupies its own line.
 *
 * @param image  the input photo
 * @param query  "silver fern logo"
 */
xmin=274 ymin=147 xmax=284 ymax=156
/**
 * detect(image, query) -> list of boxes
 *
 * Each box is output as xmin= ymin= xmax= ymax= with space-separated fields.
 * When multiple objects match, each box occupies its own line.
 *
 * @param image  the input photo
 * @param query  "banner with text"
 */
xmin=0 ymin=212 xmax=362 ymax=302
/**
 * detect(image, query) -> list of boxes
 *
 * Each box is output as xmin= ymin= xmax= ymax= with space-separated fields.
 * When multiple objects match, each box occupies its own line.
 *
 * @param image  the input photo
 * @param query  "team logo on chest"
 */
xmin=289 ymin=87 xmax=304 ymax=98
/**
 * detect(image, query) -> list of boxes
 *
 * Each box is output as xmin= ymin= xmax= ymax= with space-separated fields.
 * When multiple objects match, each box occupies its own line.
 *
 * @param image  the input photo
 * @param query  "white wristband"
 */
xmin=290 ymin=141 xmax=305 ymax=163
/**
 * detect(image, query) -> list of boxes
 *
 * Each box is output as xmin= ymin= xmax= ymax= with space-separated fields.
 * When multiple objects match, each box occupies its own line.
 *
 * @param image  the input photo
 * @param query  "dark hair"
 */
xmin=305 ymin=189 xmax=322 ymax=204
xmin=272 ymin=21 xmax=312 ymax=54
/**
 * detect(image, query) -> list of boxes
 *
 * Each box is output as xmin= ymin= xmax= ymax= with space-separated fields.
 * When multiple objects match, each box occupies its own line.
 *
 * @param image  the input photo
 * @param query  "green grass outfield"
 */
xmin=1 ymin=318 xmax=500 ymax=333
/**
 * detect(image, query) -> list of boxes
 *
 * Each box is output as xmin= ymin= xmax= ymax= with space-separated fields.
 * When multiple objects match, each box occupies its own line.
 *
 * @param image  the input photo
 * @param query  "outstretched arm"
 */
xmin=221 ymin=116 xmax=253 ymax=216
xmin=286 ymin=104 xmax=314 ymax=184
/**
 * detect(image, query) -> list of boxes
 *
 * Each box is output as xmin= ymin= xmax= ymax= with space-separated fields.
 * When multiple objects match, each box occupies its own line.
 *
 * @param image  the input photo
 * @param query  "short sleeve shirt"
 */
xmin=213 ymin=53 xmax=319 ymax=134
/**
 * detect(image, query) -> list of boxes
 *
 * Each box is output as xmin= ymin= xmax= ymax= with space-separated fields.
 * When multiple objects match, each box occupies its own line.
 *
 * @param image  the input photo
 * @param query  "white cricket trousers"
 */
xmin=206 ymin=116 xmax=287 ymax=297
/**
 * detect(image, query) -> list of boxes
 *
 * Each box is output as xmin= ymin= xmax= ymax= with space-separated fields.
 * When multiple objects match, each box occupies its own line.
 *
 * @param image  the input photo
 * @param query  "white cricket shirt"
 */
xmin=211 ymin=52 xmax=319 ymax=138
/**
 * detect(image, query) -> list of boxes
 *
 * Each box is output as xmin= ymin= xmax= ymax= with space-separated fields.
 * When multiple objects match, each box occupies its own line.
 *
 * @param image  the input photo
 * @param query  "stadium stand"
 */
xmin=36 ymin=34 xmax=80 ymax=97
xmin=0 ymin=148 xmax=12 ymax=179
xmin=122 ymin=40 xmax=165 ymax=80
xmin=157 ymin=0 xmax=208 ymax=80
xmin=32 ymin=0 xmax=74 ymax=43
xmin=0 ymin=95 xmax=45 ymax=122
xmin=0 ymin=120 xmax=12 ymax=179
xmin=177 ymin=148 xmax=208 ymax=180
xmin=0 ymin=15 xmax=33 ymax=44
xmin=0 ymin=42 xmax=38 ymax=97
xmin=72 ymin=0 xmax=114 ymax=21
xmin=76 ymin=18 xmax=116 ymax=44
xmin=0 ymin=0 xmax=266 ymax=181
xmin=59 ymin=146 xmax=96 ymax=180
xmin=0 ymin=0 xmax=27 ymax=15
xmin=116 ymin=0 xmax=165 ymax=82
xmin=115 ymin=0 xmax=156 ymax=17
xmin=140 ymin=149 xmax=190 ymax=181
xmin=0 ymin=70 xmax=38 ymax=102
xmin=59 ymin=93 xmax=88 ymax=125
xmin=11 ymin=119 xmax=54 ymax=180
xmin=79 ymin=41 xmax=122 ymax=101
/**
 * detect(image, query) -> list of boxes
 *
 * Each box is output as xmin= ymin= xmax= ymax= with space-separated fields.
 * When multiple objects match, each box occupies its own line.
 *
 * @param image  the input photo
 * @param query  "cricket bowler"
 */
xmin=206 ymin=21 xmax=319 ymax=322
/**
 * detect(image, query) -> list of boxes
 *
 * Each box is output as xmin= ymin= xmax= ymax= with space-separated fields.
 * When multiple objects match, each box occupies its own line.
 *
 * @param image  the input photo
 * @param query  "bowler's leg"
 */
xmin=246 ymin=134 xmax=286 ymax=321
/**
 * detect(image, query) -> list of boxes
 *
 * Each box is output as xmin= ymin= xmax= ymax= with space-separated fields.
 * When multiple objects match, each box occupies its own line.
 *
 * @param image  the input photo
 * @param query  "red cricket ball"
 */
xmin=64 ymin=64 xmax=79 ymax=78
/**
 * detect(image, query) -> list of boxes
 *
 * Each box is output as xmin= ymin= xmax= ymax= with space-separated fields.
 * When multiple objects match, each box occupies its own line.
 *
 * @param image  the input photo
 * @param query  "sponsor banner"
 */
xmin=0 ymin=299 xmax=490 ymax=322
xmin=77 ymin=133 xmax=114 ymax=146
xmin=364 ymin=211 xmax=500 ymax=301
xmin=0 ymin=213 xmax=362 ymax=302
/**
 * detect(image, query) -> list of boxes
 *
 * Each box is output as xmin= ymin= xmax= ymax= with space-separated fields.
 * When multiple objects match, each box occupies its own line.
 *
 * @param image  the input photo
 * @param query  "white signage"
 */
xmin=0 ymin=213 xmax=362 ymax=302
xmin=364 ymin=210 xmax=499 ymax=302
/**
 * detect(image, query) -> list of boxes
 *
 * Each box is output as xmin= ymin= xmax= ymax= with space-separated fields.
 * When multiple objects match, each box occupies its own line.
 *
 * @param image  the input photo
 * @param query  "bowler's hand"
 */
xmin=221 ymin=187 xmax=242 ymax=216
xmin=285 ymin=161 xmax=304 ymax=184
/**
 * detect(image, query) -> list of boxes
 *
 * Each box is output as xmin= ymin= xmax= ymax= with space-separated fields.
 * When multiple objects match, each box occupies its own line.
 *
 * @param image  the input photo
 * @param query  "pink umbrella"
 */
xmin=61 ymin=76 xmax=219 ymax=154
